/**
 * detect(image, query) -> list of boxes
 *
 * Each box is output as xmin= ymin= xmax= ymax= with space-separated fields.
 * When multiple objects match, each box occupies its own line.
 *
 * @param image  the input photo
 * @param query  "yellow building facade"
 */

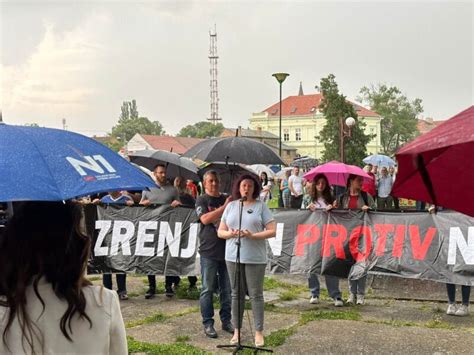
xmin=249 ymin=93 xmax=382 ymax=160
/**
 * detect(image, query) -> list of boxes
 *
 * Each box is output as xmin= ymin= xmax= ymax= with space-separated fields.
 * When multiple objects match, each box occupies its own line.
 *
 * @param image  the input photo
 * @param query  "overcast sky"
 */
xmin=1 ymin=0 xmax=472 ymax=136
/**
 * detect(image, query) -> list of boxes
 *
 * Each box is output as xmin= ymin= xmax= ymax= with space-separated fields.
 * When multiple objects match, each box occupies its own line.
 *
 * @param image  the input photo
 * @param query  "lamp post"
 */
xmin=339 ymin=116 xmax=356 ymax=163
xmin=272 ymin=73 xmax=289 ymax=160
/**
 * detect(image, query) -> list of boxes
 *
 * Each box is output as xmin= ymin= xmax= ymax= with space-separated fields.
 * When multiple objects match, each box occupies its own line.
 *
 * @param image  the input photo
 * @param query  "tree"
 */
xmin=317 ymin=74 xmax=372 ymax=165
xmin=111 ymin=100 xmax=165 ymax=141
xmin=358 ymin=84 xmax=423 ymax=156
xmin=177 ymin=121 xmax=224 ymax=138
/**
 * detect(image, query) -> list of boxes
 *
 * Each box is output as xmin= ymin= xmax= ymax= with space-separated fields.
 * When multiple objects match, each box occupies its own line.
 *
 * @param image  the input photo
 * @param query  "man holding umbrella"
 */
xmin=140 ymin=164 xmax=182 ymax=299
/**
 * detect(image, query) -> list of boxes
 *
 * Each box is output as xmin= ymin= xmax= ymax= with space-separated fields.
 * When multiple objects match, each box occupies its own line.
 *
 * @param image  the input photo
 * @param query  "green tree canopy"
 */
xmin=177 ymin=121 xmax=224 ymax=138
xmin=111 ymin=100 xmax=165 ymax=142
xmin=318 ymin=74 xmax=372 ymax=165
xmin=358 ymin=84 xmax=423 ymax=156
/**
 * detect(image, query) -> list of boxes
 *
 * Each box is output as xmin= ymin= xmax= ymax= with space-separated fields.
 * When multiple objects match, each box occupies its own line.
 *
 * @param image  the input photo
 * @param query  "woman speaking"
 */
xmin=218 ymin=174 xmax=276 ymax=347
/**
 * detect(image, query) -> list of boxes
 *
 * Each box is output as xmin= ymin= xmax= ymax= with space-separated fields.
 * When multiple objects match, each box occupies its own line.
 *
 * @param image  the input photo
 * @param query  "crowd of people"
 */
xmin=0 ymin=162 xmax=471 ymax=353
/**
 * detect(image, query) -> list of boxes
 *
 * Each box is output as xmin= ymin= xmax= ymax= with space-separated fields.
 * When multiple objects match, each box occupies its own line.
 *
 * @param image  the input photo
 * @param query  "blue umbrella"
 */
xmin=0 ymin=124 xmax=156 ymax=201
xmin=363 ymin=154 xmax=396 ymax=167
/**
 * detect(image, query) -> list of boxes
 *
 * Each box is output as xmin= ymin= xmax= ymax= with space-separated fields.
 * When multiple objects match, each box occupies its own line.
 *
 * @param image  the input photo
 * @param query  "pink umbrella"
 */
xmin=303 ymin=161 xmax=373 ymax=186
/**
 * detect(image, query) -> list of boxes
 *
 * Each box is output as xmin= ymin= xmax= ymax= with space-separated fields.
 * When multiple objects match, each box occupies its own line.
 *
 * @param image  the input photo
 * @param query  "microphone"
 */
xmin=239 ymin=196 xmax=247 ymax=202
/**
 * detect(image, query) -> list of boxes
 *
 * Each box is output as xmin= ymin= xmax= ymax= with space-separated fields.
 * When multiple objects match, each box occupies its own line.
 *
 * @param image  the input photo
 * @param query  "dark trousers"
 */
xmin=148 ymin=275 xmax=195 ymax=291
xmin=392 ymin=195 xmax=400 ymax=209
xmin=290 ymin=195 xmax=303 ymax=209
xmin=103 ymin=274 xmax=127 ymax=293
xmin=447 ymin=284 xmax=471 ymax=305
xmin=416 ymin=201 xmax=426 ymax=211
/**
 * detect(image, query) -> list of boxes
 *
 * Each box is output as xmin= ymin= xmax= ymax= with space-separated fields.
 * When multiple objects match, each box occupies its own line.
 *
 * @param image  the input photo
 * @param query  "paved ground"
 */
xmin=90 ymin=275 xmax=474 ymax=354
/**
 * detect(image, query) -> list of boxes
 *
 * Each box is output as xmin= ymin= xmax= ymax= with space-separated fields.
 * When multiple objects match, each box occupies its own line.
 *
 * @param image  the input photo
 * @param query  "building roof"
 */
xmin=221 ymin=128 xmax=296 ymax=151
xmin=140 ymin=135 xmax=204 ymax=154
xmin=221 ymin=127 xmax=279 ymax=139
xmin=416 ymin=118 xmax=444 ymax=135
xmin=262 ymin=93 xmax=380 ymax=118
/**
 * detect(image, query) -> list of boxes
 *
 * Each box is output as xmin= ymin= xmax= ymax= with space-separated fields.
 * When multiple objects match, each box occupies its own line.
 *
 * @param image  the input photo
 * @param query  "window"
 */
xmin=370 ymin=127 xmax=377 ymax=142
xmin=283 ymin=129 xmax=289 ymax=141
xmin=295 ymin=128 xmax=302 ymax=141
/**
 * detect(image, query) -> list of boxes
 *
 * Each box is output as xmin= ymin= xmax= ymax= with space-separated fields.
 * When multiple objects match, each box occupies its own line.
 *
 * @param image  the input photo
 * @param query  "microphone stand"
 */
xmin=217 ymin=196 xmax=273 ymax=354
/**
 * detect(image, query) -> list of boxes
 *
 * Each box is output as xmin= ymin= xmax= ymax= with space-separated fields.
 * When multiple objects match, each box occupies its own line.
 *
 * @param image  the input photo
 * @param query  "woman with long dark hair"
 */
xmin=306 ymin=174 xmax=343 ymax=307
xmin=0 ymin=201 xmax=127 ymax=354
xmin=259 ymin=172 xmax=272 ymax=204
xmin=336 ymin=174 xmax=375 ymax=306
xmin=218 ymin=174 xmax=276 ymax=347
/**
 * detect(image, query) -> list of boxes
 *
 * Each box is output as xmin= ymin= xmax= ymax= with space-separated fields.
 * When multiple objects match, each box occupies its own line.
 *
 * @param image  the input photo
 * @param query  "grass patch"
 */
xmin=126 ymin=291 xmax=141 ymax=298
xmin=425 ymin=319 xmax=455 ymax=330
xmin=301 ymin=309 xmax=361 ymax=324
xmin=126 ymin=307 xmax=199 ymax=328
xmin=87 ymin=275 xmax=101 ymax=282
xmin=175 ymin=282 xmax=200 ymax=300
xmin=126 ymin=312 xmax=167 ymax=328
xmin=265 ymin=325 xmax=298 ymax=347
xmin=279 ymin=291 xmax=297 ymax=301
xmin=127 ymin=336 xmax=206 ymax=354
xmin=175 ymin=335 xmax=190 ymax=342
xmin=263 ymin=276 xmax=307 ymax=294
xmin=364 ymin=319 xmax=417 ymax=327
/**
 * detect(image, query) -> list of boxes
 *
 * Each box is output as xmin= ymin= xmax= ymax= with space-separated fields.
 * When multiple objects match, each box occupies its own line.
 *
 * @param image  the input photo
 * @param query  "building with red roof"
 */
xmin=249 ymin=86 xmax=382 ymax=159
xmin=126 ymin=134 xmax=204 ymax=155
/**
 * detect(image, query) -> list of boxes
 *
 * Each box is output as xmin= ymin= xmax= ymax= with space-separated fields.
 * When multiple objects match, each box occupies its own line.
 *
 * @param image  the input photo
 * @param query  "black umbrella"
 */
xmin=129 ymin=150 xmax=199 ymax=181
xmin=183 ymin=137 xmax=286 ymax=166
xmin=198 ymin=162 xmax=258 ymax=194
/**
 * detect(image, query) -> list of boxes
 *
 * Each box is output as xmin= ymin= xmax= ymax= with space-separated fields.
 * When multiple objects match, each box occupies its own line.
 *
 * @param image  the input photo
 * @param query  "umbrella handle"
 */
xmin=416 ymin=155 xmax=438 ymax=207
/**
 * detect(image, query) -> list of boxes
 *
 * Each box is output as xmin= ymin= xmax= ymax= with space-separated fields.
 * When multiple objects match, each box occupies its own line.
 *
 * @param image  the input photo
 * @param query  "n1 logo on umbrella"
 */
xmin=67 ymin=155 xmax=117 ymax=180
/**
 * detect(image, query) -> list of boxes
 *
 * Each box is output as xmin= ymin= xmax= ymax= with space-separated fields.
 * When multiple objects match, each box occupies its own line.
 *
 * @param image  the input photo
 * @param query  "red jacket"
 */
xmin=362 ymin=172 xmax=376 ymax=197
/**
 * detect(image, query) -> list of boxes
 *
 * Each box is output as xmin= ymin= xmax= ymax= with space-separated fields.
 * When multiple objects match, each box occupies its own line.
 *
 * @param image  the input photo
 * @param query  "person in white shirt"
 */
xmin=0 ymin=201 xmax=127 ymax=355
xmin=288 ymin=166 xmax=304 ymax=209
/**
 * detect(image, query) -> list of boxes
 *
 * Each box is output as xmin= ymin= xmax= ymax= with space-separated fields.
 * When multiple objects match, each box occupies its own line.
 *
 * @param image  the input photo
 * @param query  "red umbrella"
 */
xmin=303 ymin=161 xmax=372 ymax=186
xmin=392 ymin=106 xmax=474 ymax=216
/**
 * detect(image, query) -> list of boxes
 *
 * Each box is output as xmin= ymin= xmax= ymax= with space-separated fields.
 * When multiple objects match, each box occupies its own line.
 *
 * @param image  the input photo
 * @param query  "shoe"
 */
xmin=309 ymin=296 xmax=319 ymax=304
xmin=204 ymin=324 xmax=218 ymax=338
xmin=118 ymin=292 xmax=129 ymax=301
xmin=222 ymin=322 xmax=234 ymax=334
xmin=145 ymin=289 xmax=155 ymax=299
xmin=356 ymin=295 xmax=365 ymax=305
xmin=446 ymin=303 xmax=457 ymax=315
xmin=334 ymin=298 xmax=344 ymax=307
xmin=165 ymin=287 xmax=174 ymax=298
xmin=346 ymin=293 xmax=356 ymax=304
xmin=455 ymin=304 xmax=469 ymax=316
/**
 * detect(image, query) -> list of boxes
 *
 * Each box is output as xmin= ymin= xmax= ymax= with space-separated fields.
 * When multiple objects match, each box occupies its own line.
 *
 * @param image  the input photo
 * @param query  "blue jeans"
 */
xmin=308 ymin=274 xmax=341 ymax=299
xmin=200 ymin=256 xmax=232 ymax=326
xmin=447 ymin=284 xmax=471 ymax=305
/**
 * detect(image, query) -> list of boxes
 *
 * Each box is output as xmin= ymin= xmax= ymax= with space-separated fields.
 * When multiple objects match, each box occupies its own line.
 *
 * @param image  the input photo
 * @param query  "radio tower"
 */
xmin=208 ymin=25 xmax=221 ymax=124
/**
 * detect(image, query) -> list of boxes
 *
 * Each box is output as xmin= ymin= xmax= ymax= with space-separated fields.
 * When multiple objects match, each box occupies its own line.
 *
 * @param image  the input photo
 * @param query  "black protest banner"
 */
xmin=88 ymin=205 xmax=199 ymax=275
xmin=268 ymin=209 xmax=474 ymax=286
xmin=87 ymin=206 xmax=474 ymax=285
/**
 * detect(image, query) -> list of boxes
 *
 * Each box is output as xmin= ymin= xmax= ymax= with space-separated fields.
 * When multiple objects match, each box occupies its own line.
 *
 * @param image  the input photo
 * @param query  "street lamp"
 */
xmin=340 ymin=116 xmax=356 ymax=163
xmin=272 ymin=72 xmax=290 ymax=160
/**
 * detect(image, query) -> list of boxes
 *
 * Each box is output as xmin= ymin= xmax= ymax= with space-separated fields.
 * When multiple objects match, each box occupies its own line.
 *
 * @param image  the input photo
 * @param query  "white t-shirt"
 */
xmin=312 ymin=197 xmax=329 ymax=209
xmin=221 ymin=200 xmax=274 ymax=264
xmin=0 ymin=279 xmax=127 ymax=355
xmin=288 ymin=175 xmax=303 ymax=196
